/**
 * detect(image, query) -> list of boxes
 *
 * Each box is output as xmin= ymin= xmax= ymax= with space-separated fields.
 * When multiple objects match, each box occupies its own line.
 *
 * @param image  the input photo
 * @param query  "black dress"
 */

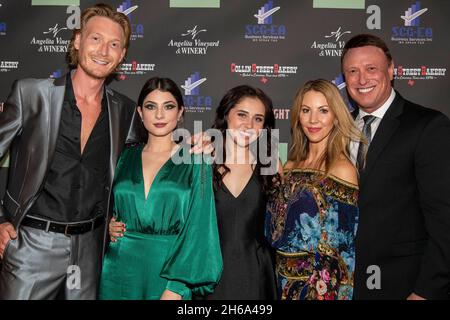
xmin=206 ymin=170 xmax=277 ymax=300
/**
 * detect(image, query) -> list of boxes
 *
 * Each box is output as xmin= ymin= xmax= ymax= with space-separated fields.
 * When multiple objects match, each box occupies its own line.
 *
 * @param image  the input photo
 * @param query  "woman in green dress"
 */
xmin=98 ymin=77 xmax=222 ymax=300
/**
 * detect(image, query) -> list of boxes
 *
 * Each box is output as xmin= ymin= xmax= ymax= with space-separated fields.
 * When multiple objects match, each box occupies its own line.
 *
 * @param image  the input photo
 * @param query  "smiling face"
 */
xmin=299 ymin=90 xmax=336 ymax=145
xmin=226 ymin=97 xmax=266 ymax=148
xmin=342 ymin=45 xmax=394 ymax=114
xmin=74 ymin=16 xmax=126 ymax=79
xmin=138 ymin=89 xmax=184 ymax=138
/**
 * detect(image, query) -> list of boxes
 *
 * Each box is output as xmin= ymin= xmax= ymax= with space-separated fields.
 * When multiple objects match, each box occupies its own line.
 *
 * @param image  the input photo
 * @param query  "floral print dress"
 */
xmin=265 ymin=169 xmax=359 ymax=300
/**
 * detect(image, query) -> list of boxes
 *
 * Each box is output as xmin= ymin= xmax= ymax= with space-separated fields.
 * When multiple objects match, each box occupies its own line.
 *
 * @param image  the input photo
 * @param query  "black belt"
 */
xmin=21 ymin=215 xmax=105 ymax=236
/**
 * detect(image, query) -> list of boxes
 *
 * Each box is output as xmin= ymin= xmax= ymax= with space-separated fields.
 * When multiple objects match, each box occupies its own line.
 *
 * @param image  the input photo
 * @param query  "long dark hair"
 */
xmin=212 ymin=85 xmax=276 ymax=195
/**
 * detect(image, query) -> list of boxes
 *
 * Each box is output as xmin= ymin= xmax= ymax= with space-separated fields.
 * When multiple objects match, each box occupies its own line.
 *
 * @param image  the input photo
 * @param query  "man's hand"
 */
xmin=189 ymin=132 xmax=214 ymax=155
xmin=0 ymin=222 xmax=17 ymax=259
xmin=407 ymin=293 xmax=426 ymax=300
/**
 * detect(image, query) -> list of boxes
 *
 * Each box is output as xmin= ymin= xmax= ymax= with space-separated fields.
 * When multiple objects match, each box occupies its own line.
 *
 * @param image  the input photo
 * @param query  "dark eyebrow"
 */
xmin=236 ymin=109 xmax=265 ymax=117
xmin=144 ymin=100 xmax=177 ymax=105
xmin=301 ymin=105 xmax=328 ymax=108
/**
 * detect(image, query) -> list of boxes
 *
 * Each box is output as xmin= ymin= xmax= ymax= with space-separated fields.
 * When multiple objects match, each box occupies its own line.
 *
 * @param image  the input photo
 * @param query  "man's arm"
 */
xmin=0 ymin=80 xmax=23 ymax=256
xmin=0 ymin=80 xmax=23 ymax=159
xmin=0 ymin=80 xmax=23 ymax=221
xmin=413 ymin=112 xmax=450 ymax=299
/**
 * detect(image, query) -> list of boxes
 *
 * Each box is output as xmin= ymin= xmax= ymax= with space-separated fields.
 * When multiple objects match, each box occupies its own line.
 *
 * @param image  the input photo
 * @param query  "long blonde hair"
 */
xmin=289 ymin=79 xmax=365 ymax=174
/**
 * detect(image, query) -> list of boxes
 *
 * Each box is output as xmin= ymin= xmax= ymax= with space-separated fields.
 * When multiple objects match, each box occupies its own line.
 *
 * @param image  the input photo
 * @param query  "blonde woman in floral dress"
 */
xmin=266 ymin=79 xmax=364 ymax=300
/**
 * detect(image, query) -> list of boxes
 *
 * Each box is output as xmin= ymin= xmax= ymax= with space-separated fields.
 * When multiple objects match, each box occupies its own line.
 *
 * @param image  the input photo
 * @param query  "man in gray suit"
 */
xmin=0 ymin=4 xmax=142 ymax=299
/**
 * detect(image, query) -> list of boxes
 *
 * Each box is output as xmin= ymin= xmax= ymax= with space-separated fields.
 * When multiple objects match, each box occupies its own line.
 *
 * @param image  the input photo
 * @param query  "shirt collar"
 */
xmin=357 ymin=88 xmax=396 ymax=120
xmin=64 ymin=72 xmax=77 ymax=106
xmin=65 ymin=70 xmax=108 ymax=111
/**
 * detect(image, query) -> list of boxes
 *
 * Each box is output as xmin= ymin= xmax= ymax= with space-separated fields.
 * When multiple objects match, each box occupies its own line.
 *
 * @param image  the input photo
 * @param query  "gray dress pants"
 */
xmin=0 ymin=223 xmax=104 ymax=300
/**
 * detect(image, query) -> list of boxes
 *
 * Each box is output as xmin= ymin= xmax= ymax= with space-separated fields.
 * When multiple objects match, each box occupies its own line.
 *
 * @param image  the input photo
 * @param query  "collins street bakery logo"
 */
xmin=182 ymin=72 xmax=212 ymax=113
xmin=117 ymin=0 xmax=144 ymax=41
xmin=391 ymin=1 xmax=432 ymax=45
xmin=0 ymin=60 xmax=19 ymax=73
xmin=245 ymin=1 xmax=285 ymax=42
xmin=231 ymin=63 xmax=298 ymax=84
xmin=168 ymin=25 xmax=220 ymax=55
xmin=116 ymin=60 xmax=155 ymax=80
xmin=30 ymin=23 xmax=70 ymax=53
xmin=311 ymin=27 xmax=351 ymax=57
xmin=394 ymin=65 xmax=446 ymax=86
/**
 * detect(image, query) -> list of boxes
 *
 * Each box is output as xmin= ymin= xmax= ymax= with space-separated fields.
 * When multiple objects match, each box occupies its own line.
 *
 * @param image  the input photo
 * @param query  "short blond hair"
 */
xmin=66 ymin=3 xmax=131 ymax=67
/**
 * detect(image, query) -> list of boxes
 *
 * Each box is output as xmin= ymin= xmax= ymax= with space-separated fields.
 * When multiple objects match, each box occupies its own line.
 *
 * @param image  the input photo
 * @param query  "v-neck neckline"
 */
xmin=222 ymin=168 xmax=256 ymax=199
xmin=139 ymin=145 xmax=177 ymax=202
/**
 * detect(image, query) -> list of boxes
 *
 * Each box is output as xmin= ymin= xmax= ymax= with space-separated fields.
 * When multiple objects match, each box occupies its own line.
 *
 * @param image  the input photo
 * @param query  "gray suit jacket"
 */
xmin=0 ymin=73 xmax=143 ymax=229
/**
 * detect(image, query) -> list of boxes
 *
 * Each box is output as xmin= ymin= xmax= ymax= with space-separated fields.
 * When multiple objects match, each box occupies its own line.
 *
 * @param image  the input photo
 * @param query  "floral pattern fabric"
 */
xmin=265 ymin=169 xmax=359 ymax=300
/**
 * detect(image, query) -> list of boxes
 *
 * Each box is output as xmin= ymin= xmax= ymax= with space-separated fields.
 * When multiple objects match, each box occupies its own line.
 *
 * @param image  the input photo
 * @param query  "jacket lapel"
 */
xmin=47 ymin=74 xmax=66 ymax=164
xmin=359 ymin=92 xmax=404 ymax=187
xmin=106 ymin=87 xmax=121 ymax=185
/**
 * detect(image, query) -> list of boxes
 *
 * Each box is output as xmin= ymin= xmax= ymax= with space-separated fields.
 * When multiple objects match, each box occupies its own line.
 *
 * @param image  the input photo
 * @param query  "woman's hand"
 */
xmin=109 ymin=217 xmax=126 ymax=242
xmin=189 ymin=132 xmax=214 ymax=155
xmin=160 ymin=289 xmax=182 ymax=300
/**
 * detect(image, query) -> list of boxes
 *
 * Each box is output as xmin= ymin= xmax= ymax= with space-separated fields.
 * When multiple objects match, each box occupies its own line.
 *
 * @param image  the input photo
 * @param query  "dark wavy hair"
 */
xmin=212 ymin=85 xmax=276 ymax=195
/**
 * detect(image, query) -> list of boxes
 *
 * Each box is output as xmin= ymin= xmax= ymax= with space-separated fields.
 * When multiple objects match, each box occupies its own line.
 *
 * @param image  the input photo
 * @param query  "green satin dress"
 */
xmin=99 ymin=144 xmax=222 ymax=300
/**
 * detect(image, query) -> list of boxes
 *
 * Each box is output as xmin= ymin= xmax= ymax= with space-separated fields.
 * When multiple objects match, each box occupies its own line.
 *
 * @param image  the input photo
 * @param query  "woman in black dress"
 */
xmin=205 ymin=85 xmax=279 ymax=300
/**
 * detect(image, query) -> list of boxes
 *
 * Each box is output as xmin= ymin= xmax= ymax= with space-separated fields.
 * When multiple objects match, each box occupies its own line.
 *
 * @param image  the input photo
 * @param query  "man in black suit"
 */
xmin=0 ymin=4 xmax=142 ymax=299
xmin=342 ymin=34 xmax=450 ymax=299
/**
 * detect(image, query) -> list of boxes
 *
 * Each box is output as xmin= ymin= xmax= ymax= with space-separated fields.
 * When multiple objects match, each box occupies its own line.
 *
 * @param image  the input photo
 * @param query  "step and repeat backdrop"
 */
xmin=0 ymin=0 xmax=449 ymax=196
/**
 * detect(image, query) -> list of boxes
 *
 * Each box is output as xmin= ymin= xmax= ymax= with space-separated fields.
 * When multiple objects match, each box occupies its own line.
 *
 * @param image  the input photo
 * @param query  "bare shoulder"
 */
xmin=283 ymin=160 xmax=295 ymax=170
xmin=329 ymin=157 xmax=358 ymax=186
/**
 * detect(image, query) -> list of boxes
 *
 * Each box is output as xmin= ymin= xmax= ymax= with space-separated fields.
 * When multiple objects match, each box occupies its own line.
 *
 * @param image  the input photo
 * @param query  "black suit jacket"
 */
xmin=0 ymin=73 xmax=143 ymax=236
xmin=353 ymin=91 xmax=450 ymax=299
